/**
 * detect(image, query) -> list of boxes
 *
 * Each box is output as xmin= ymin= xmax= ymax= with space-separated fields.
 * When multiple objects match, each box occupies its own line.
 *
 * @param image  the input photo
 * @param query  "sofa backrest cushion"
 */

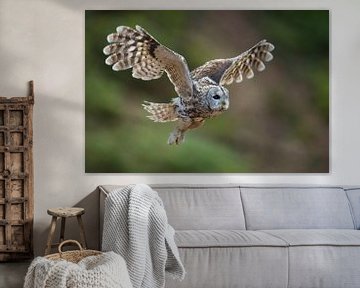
xmin=345 ymin=188 xmax=360 ymax=229
xmin=240 ymin=187 xmax=355 ymax=230
xmin=153 ymin=185 xmax=246 ymax=230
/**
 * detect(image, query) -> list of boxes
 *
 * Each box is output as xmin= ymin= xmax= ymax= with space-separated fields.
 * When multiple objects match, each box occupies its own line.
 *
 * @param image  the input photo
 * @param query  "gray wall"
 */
xmin=0 ymin=0 xmax=359 ymax=256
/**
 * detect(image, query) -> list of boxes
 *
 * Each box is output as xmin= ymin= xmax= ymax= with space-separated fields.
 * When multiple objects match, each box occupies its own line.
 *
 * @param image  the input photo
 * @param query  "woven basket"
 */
xmin=45 ymin=240 xmax=102 ymax=263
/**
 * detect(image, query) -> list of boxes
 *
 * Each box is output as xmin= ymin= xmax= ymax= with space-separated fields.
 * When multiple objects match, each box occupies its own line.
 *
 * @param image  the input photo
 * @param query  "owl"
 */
xmin=103 ymin=25 xmax=274 ymax=145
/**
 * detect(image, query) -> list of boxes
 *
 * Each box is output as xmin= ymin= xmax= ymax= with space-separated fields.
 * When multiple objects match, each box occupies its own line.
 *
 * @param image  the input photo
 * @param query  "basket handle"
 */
xmin=58 ymin=240 xmax=83 ymax=255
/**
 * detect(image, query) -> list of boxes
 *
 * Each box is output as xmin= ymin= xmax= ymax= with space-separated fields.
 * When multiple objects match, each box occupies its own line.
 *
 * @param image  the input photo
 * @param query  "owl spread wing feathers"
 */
xmin=103 ymin=26 xmax=274 ymax=145
xmin=103 ymin=25 xmax=193 ymax=100
xmin=191 ymin=40 xmax=275 ymax=86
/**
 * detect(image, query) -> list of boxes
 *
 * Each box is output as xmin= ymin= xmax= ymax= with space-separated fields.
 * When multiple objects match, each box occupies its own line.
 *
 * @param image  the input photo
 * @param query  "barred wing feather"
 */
xmin=191 ymin=40 xmax=275 ymax=86
xmin=103 ymin=25 xmax=193 ymax=100
xmin=220 ymin=40 xmax=275 ymax=85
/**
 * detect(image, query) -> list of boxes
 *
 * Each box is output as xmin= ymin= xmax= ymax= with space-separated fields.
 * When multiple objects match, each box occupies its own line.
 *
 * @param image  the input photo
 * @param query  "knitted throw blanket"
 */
xmin=24 ymin=251 xmax=133 ymax=288
xmin=102 ymin=184 xmax=185 ymax=288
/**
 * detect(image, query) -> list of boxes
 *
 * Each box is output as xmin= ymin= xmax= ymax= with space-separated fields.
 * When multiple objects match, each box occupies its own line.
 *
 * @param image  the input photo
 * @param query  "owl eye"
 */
xmin=212 ymin=95 xmax=221 ymax=100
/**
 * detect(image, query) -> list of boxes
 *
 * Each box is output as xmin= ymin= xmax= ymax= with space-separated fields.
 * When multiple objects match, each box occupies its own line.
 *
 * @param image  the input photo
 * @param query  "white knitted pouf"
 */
xmin=24 ymin=251 xmax=133 ymax=288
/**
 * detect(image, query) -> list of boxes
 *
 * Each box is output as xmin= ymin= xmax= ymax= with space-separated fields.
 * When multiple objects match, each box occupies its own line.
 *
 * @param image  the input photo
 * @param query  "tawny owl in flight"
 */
xmin=103 ymin=25 xmax=274 ymax=145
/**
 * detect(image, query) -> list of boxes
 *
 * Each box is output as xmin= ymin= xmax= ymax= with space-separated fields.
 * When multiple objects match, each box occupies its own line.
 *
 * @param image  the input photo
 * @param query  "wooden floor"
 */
xmin=0 ymin=261 xmax=30 ymax=288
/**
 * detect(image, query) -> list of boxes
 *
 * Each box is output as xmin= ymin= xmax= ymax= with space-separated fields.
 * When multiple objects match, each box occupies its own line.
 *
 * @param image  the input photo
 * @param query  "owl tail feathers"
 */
xmin=142 ymin=101 xmax=178 ymax=122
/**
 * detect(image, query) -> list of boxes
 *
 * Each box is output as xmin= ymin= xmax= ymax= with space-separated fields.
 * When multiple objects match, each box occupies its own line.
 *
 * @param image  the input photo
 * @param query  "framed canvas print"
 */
xmin=85 ymin=10 xmax=329 ymax=173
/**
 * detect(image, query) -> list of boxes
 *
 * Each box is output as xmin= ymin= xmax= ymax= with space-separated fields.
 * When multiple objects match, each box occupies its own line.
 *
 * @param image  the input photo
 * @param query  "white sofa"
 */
xmin=99 ymin=185 xmax=360 ymax=288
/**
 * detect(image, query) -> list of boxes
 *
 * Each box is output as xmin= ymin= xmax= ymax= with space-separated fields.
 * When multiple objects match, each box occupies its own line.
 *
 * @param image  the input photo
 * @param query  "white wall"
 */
xmin=0 ymin=0 xmax=359 ymax=256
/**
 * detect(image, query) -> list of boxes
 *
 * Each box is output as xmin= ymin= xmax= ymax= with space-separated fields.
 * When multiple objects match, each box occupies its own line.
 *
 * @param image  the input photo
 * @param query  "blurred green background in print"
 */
xmin=85 ymin=10 xmax=329 ymax=173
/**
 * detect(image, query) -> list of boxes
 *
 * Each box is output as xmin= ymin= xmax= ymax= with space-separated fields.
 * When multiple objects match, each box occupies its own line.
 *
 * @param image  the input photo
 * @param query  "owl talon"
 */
xmin=168 ymin=131 xmax=185 ymax=145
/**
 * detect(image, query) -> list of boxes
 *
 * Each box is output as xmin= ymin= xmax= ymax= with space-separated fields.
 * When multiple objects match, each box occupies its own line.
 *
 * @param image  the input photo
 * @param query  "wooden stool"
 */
xmin=45 ymin=207 xmax=87 ymax=255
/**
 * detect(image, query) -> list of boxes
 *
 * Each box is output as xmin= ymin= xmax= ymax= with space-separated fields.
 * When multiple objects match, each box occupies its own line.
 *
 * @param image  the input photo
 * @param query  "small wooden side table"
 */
xmin=45 ymin=207 xmax=87 ymax=255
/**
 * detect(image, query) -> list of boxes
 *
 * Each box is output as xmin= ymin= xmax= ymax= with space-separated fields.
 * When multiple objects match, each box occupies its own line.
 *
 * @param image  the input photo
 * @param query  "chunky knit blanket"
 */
xmin=102 ymin=184 xmax=185 ymax=288
xmin=23 ymin=251 xmax=133 ymax=288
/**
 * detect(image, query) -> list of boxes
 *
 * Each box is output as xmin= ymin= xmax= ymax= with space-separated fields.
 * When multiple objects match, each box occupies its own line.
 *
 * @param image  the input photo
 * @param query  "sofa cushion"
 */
xmin=153 ymin=186 xmax=246 ymax=230
xmin=165 ymin=246 xmax=288 ymax=288
xmin=260 ymin=230 xmax=360 ymax=288
xmin=287 ymin=246 xmax=360 ymax=288
xmin=175 ymin=230 xmax=288 ymax=248
xmin=240 ymin=187 xmax=355 ymax=230
xmin=345 ymin=188 xmax=360 ymax=229
xmin=100 ymin=185 xmax=246 ymax=230
xmin=261 ymin=229 xmax=360 ymax=246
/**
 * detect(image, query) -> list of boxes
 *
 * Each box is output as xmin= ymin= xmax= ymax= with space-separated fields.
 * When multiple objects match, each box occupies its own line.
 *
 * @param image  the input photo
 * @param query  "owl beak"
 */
xmin=222 ymin=101 xmax=229 ymax=110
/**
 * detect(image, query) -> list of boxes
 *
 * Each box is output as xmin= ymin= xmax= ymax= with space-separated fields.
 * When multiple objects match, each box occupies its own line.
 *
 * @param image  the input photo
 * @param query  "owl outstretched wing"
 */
xmin=191 ymin=40 xmax=275 ymax=85
xmin=103 ymin=25 xmax=193 ymax=100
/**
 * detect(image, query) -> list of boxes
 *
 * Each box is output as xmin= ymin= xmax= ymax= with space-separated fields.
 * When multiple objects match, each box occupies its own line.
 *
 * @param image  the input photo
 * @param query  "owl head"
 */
xmin=205 ymin=85 xmax=229 ymax=112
